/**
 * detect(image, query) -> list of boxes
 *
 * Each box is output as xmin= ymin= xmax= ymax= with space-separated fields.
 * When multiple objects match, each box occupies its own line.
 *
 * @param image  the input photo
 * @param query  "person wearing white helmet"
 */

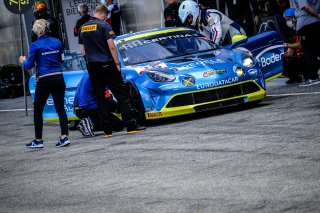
xmin=282 ymin=8 xmax=307 ymax=84
xmin=178 ymin=0 xmax=247 ymax=45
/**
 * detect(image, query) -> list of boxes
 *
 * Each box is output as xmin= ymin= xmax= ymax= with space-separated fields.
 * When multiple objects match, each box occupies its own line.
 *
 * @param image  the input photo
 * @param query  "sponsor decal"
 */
xmin=149 ymin=61 xmax=168 ymax=69
xmin=255 ymin=45 xmax=284 ymax=68
xmin=147 ymin=112 xmax=162 ymax=118
xmin=47 ymin=96 xmax=74 ymax=112
xmin=42 ymin=50 xmax=59 ymax=56
xmin=248 ymin=69 xmax=258 ymax=75
xmin=182 ymin=77 xmax=196 ymax=87
xmin=130 ymin=61 xmax=168 ymax=75
xmin=203 ymin=69 xmax=226 ymax=77
xmin=165 ymin=16 xmax=172 ymax=21
xmin=207 ymin=17 xmax=215 ymax=25
xmin=176 ymin=59 xmax=226 ymax=71
xmin=109 ymin=30 xmax=115 ymax=35
xmin=234 ymin=67 xmax=245 ymax=77
xmin=259 ymin=52 xmax=284 ymax=68
xmin=196 ymin=77 xmax=239 ymax=89
xmin=159 ymin=84 xmax=179 ymax=90
xmin=145 ymin=107 xmax=155 ymax=112
xmin=81 ymin=24 xmax=97 ymax=32
xmin=119 ymin=33 xmax=195 ymax=50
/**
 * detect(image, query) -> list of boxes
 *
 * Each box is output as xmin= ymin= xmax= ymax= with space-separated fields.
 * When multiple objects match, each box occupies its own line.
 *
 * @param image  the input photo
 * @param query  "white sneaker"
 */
xmin=299 ymin=78 xmax=320 ymax=87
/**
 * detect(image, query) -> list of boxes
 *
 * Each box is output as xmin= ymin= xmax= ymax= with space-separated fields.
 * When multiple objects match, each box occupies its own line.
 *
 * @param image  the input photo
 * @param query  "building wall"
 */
xmin=0 ymin=1 xmax=29 ymax=66
xmin=1 ymin=0 xmax=294 ymax=66
xmin=120 ymin=0 xmax=165 ymax=33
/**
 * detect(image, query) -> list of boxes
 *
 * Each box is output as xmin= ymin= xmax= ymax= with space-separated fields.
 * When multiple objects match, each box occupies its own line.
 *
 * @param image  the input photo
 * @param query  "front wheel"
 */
xmin=127 ymin=84 xmax=146 ymax=125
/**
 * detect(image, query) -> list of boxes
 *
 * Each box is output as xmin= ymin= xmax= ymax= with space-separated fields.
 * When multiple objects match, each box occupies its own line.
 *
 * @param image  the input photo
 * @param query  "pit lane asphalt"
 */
xmin=0 ymin=78 xmax=319 ymax=213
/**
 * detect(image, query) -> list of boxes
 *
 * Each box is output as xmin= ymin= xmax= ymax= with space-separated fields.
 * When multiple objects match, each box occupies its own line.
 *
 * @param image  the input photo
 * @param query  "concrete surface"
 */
xmin=0 ymin=78 xmax=319 ymax=213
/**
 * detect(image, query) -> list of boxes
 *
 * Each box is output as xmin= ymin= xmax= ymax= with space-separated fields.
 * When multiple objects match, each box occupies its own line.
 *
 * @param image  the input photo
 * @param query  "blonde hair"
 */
xmin=94 ymin=5 xmax=109 ymax=14
xmin=32 ymin=19 xmax=49 ymax=36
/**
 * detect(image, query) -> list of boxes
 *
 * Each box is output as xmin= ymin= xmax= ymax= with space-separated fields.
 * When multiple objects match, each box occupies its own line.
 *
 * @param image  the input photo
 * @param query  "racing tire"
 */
xmin=0 ymin=64 xmax=30 ymax=99
xmin=127 ymin=84 xmax=146 ymax=126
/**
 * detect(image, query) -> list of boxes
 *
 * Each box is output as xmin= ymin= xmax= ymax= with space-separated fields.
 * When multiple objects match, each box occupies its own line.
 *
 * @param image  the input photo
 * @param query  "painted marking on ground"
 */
xmin=0 ymin=109 xmax=33 ymax=112
xmin=267 ymin=91 xmax=320 ymax=97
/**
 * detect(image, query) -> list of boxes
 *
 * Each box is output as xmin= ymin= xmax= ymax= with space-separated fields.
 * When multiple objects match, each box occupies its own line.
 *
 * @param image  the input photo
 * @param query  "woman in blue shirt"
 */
xmin=19 ymin=19 xmax=70 ymax=148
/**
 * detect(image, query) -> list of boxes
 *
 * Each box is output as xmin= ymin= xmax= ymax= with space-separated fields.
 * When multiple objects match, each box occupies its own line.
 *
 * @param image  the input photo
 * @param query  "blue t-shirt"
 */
xmin=23 ymin=35 xmax=63 ymax=76
xmin=294 ymin=0 xmax=320 ymax=31
xmin=74 ymin=72 xmax=97 ymax=110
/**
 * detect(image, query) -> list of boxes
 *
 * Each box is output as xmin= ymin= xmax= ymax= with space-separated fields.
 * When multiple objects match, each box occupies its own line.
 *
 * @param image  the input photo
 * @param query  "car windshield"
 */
xmin=117 ymin=32 xmax=219 ymax=66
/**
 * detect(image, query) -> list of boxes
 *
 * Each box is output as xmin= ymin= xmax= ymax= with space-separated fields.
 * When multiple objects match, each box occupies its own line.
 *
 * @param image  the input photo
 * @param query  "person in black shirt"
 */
xmin=31 ymin=0 xmax=60 ymax=42
xmin=219 ymin=0 xmax=260 ymax=36
xmin=74 ymin=3 xmax=91 ymax=37
xmin=164 ymin=0 xmax=183 ymax=27
xmin=79 ymin=5 xmax=146 ymax=138
xmin=105 ymin=0 xmax=121 ymax=36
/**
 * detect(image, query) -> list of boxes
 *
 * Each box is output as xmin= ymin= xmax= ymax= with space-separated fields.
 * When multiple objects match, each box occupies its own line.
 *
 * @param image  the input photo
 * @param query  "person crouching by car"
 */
xmin=282 ymin=8 xmax=307 ymax=84
xmin=79 ymin=5 xmax=146 ymax=138
xmin=19 ymin=19 xmax=70 ymax=148
xmin=73 ymin=72 xmax=123 ymax=137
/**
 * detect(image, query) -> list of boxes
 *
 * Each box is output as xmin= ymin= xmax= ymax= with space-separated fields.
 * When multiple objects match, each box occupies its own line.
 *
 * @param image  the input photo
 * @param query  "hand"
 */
xmin=116 ymin=64 xmax=121 ymax=71
xmin=19 ymin=56 xmax=26 ymax=64
xmin=284 ymin=48 xmax=294 ymax=57
xmin=254 ymin=15 xmax=260 ymax=26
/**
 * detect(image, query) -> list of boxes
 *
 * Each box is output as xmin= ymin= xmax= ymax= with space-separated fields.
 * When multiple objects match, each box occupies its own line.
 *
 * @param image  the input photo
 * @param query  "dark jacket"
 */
xmin=106 ymin=4 xmax=121 ymax=36
xmin=218 ymin=0 xmax=260 ymax=20
xmin=164 ymin=2 xmax=183 ymax=27
xmin=74 ymin=14 xmax=91 ymax=37
xmin=31 ymin=14 xmax=60 ymax=42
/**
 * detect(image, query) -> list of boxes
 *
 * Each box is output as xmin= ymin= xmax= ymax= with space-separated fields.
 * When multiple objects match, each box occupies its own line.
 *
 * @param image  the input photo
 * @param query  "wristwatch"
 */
xmin=283 ymin=43 xmax=288 ymax=48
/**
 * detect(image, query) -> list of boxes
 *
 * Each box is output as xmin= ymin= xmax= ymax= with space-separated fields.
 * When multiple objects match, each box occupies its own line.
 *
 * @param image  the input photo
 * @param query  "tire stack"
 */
xmin=0 ymin=64 xmax=30 ymax=99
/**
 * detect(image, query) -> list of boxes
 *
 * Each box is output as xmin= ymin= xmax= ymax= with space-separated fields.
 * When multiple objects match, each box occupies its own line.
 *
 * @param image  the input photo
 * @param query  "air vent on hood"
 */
xmin=168 ymin=58 xmax=194 ymax=63
xmin=196 ymin=53 xmax=216 ymax=59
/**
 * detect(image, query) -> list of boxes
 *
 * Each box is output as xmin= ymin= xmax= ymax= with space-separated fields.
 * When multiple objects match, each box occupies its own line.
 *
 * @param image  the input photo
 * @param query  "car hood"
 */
xmin=125 ymin=49 xmax=246 ymax=79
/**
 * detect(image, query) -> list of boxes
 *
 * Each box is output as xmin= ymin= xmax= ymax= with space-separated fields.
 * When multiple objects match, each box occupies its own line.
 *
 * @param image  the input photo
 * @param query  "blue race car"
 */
xmin=29 ymin=27 xmax=284 ymax=122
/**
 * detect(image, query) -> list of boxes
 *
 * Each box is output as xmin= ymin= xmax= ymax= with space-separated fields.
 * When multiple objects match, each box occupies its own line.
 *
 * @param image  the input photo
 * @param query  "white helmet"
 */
xmin=179 ymin=0 xmax=200 ymax=26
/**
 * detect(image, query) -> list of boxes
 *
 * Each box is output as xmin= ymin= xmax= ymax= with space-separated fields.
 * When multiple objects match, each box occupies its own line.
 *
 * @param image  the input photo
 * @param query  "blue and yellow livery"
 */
xmin=29 ymin=28 xmax=284 ymax=122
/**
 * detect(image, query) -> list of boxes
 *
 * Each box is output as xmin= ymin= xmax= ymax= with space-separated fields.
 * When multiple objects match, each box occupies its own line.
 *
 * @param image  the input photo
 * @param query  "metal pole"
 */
xmin=20 ymin=13 xmax=28 ymax=116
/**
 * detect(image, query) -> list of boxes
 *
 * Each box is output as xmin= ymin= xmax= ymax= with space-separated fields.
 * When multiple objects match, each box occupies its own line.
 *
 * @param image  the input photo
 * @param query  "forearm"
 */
xmin=110 ymin=46 xmax=120 ymax=64
xmin=80 ymin=44 xmax=86 ymax=56
xmin=288 ymin=42 xmax=301 ymax=49
xmin=304 ymin=5 xmax=320 ymax=18
xmin=210 ymin=26 xmax=222 ymax=44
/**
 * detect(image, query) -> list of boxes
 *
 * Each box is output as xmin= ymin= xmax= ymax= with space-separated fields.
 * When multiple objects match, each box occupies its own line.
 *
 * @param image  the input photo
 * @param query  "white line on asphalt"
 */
xmin=267 ymin=92 xmax=320 ymax=97
xmin=0 ymin=109 xmax=33 ymax=112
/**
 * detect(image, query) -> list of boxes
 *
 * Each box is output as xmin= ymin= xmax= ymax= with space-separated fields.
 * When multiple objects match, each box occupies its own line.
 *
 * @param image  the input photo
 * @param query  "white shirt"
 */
xmin=199 ymin=9 xmax=246 ymax=44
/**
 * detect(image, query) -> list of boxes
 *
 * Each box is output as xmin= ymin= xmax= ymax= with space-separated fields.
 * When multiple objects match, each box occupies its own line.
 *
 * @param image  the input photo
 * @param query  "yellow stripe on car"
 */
xmin=117 ymin=28 xmax=191 ymax=42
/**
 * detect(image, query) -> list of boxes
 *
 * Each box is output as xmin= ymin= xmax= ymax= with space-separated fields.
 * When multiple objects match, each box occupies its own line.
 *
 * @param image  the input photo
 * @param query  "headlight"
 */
xmin=146 ymin=71 xmax=176 ymax=82
xmin=242 ymin=56 xmax=254 ymax=67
